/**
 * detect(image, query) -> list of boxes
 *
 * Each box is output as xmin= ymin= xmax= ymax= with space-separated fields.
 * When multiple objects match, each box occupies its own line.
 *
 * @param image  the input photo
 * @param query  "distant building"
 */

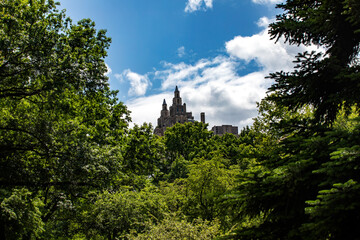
xmin=154 ymin=86 xmax=205 ymax=136
xmin=154 ymin=86 xmax=239 ymax=137
xmin=211 ymin=125 xmax=238 ymax=136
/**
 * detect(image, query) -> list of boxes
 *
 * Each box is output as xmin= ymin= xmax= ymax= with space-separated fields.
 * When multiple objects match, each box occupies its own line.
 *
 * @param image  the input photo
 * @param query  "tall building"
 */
xmin=154 ymin=86 xmax=196 ymax=136
xmin=211 ymin=125 xmax=238 ymax=136
xmin=154 ymin=86 xmax=238 ymax=137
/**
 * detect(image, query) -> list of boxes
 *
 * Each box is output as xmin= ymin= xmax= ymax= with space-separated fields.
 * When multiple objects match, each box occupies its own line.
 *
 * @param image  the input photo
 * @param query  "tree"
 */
xmin=121 ymin=123 xmax=165 ymax=187
xmin=263 ymin=0 xmax=360 ymax=238
xmin=161 ymin=122 xmax=214 ymax=180
xmin=185 ymin=156 xmax=238 ymax=229
xmin=224 ymin=0 xmax=360 ymax=238
xmin=78 ymin=186 xmax=168 ymax=240
xmin=0 ymin=188 xmax=44 ymax=239
xmin=226 ymin=103 xmax=360 ymax=240
xmin=164 ymin=122 xmax=214 ymax=162
xmin=0 ymin=1 xmax=130 ymax=238
xmin=302 ymin=110 xmax=360 ymax=239
xmin=0 ymin=0 xmax=110 ymax=99
xmin=224 ymin=99 xmax=325 ymax=240
xmin=213 ymin=133 xmax=242 ymax=165
xmin=267 ymin=0 xmax=360 ymax=122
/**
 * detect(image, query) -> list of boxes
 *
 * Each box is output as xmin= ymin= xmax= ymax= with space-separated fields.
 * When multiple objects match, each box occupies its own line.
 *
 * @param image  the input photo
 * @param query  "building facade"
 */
xmin=154 ymin=86 xmax=196 ymax=136
xmin=211 ymin=125 xmax=238 ymax=136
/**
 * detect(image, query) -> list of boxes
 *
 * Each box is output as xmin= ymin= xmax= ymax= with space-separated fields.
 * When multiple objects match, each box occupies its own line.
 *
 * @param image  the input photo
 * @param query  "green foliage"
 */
xmin=0 ymin=0 xmax=129 ymax=190
xmin=132 ymin=214 xmax=221 ymax=240
xmin=156 ymin=180 xmax=188 ymax=214
xmin=268 ymin=0 xmax=360 ymax=122
xmin=303 ymin=180 xmax=360 ymax=240
xmin=213 ymin=133 xmax=243 ymax=165
xmin=0 ymin=1 xmax=131 ymax=238
xmin=0 ymin=188 xmax=44 ymax=239
xmin=78 ymin=186 xmax=168 ymax=240
xmin=0 ymin=0 xmax=111 ymax=99
xmin=225 ymin=100 xmax=341 ymax=239
xmin=161 ymin=122 xmax=215 ymax=180
xmin=343 ymin=0 xmax=360 ymax=30
xmin=300 ymin=114 xmax=360 ymax=239
xmin=2 ymin=0 xmax=360 ymax=239
xmin=185 ymin=157 xmax=237 ymax=222
xmin=121 ymin=123 xmax=165 ymax=187
xmin=164 ymin=122 xmax=214 ymax=162
xmin=222 ymin=1 xmax=360 ymax=237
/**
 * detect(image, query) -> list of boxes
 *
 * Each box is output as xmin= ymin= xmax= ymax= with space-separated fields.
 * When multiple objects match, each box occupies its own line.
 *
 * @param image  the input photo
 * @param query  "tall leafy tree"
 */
xmin=0 ymin=0 xmax=110 ymax=99
xmin=302 ymin=110 xmax=360 ymax=239
xmin=225 ymin=1 xmax=360 ymax=239
xmin=264 ymin=1 xmax=360 ymax=238
xmin=0 ymin=0 xmax=130 ymax=238
xmin=267 ymin=0 xmax=360 ymax=122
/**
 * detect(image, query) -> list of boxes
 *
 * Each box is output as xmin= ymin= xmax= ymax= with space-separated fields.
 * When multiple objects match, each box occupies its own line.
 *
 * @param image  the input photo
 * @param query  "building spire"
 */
xmin=173 ymin=85 xmax=181 ymax=103
xmin=163 ymin=99 xmax=166 ymax=105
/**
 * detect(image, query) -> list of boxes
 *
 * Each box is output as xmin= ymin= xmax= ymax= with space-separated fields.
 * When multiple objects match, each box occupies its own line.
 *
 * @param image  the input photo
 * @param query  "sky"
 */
xmin=58 ymin=0 xmax=315 ymax=129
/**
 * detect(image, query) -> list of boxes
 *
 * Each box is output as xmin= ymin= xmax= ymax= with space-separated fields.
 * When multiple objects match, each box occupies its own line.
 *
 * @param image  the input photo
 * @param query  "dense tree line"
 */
xmin=1 ymin=0 xmax=359 ymax=239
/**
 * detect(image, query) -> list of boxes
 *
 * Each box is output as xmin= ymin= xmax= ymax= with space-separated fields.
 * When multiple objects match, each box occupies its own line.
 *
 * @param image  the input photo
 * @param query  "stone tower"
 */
xmin=154 ymin=86 xmax=195 ymax=136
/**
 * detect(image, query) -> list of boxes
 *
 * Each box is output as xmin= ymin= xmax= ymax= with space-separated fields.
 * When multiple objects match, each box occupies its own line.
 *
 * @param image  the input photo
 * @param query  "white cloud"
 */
xmin=185 ymin=0 xmax=213 ymax=13
xmin=125 ymin=16 xmax=320 ymax=130
xmin=127 ymin=56 xmax=269 ymax=129
xmin=257 ymin=16 xmax=273 ymax=28
xmin=226 ymin=17 xmax=319 ymax=73
xmin=177 ymin=46 xmax=186 ymax=57
xmin=252 ymin=0 xmax=284 ymax=4
xmin=204 ymin=0 xmax=213 ymax=8
xmin=126 ymin=93 xmax=173 ymax=128
xmin=155 ymin=59 xmax=213 ymax=90
xmin=120 ymin=69 xmax=151 ymax=97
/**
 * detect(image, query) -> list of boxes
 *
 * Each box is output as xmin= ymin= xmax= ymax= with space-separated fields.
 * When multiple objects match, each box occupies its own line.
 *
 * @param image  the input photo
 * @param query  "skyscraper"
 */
xmin=154 ymin=86 xmax=195 ymax=136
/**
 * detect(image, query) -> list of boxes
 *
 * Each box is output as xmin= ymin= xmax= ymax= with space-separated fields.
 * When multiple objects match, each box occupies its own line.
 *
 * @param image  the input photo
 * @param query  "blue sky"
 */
xmin=59 ymin=0 xmax=315 ymax=129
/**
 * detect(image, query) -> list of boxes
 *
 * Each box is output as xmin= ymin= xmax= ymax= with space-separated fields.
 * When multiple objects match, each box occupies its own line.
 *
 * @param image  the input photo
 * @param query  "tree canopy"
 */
xmin=1 ymin=0 xmax=130 ymax=238
xmin=1 ymin=0 xmax=360 ymax=239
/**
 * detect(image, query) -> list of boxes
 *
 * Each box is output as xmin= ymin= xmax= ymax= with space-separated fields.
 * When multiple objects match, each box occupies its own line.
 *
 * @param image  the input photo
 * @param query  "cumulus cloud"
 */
xmin=127 ymin=56 xmax=270 ymax=128
xmin=126 ymin=93 xmax=173 ymax=128
xmin=119 ymin=69 xmax=151 ymax=97
xmin=185 ymin=0 xmax=213 ymax=13
xmin=252 ymin=0 xmax=284 ymax=4
xmin=126 ymin=16 xmax=319 ymax=129
xmin=226 ymin=17 xmax=319 ymax=73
